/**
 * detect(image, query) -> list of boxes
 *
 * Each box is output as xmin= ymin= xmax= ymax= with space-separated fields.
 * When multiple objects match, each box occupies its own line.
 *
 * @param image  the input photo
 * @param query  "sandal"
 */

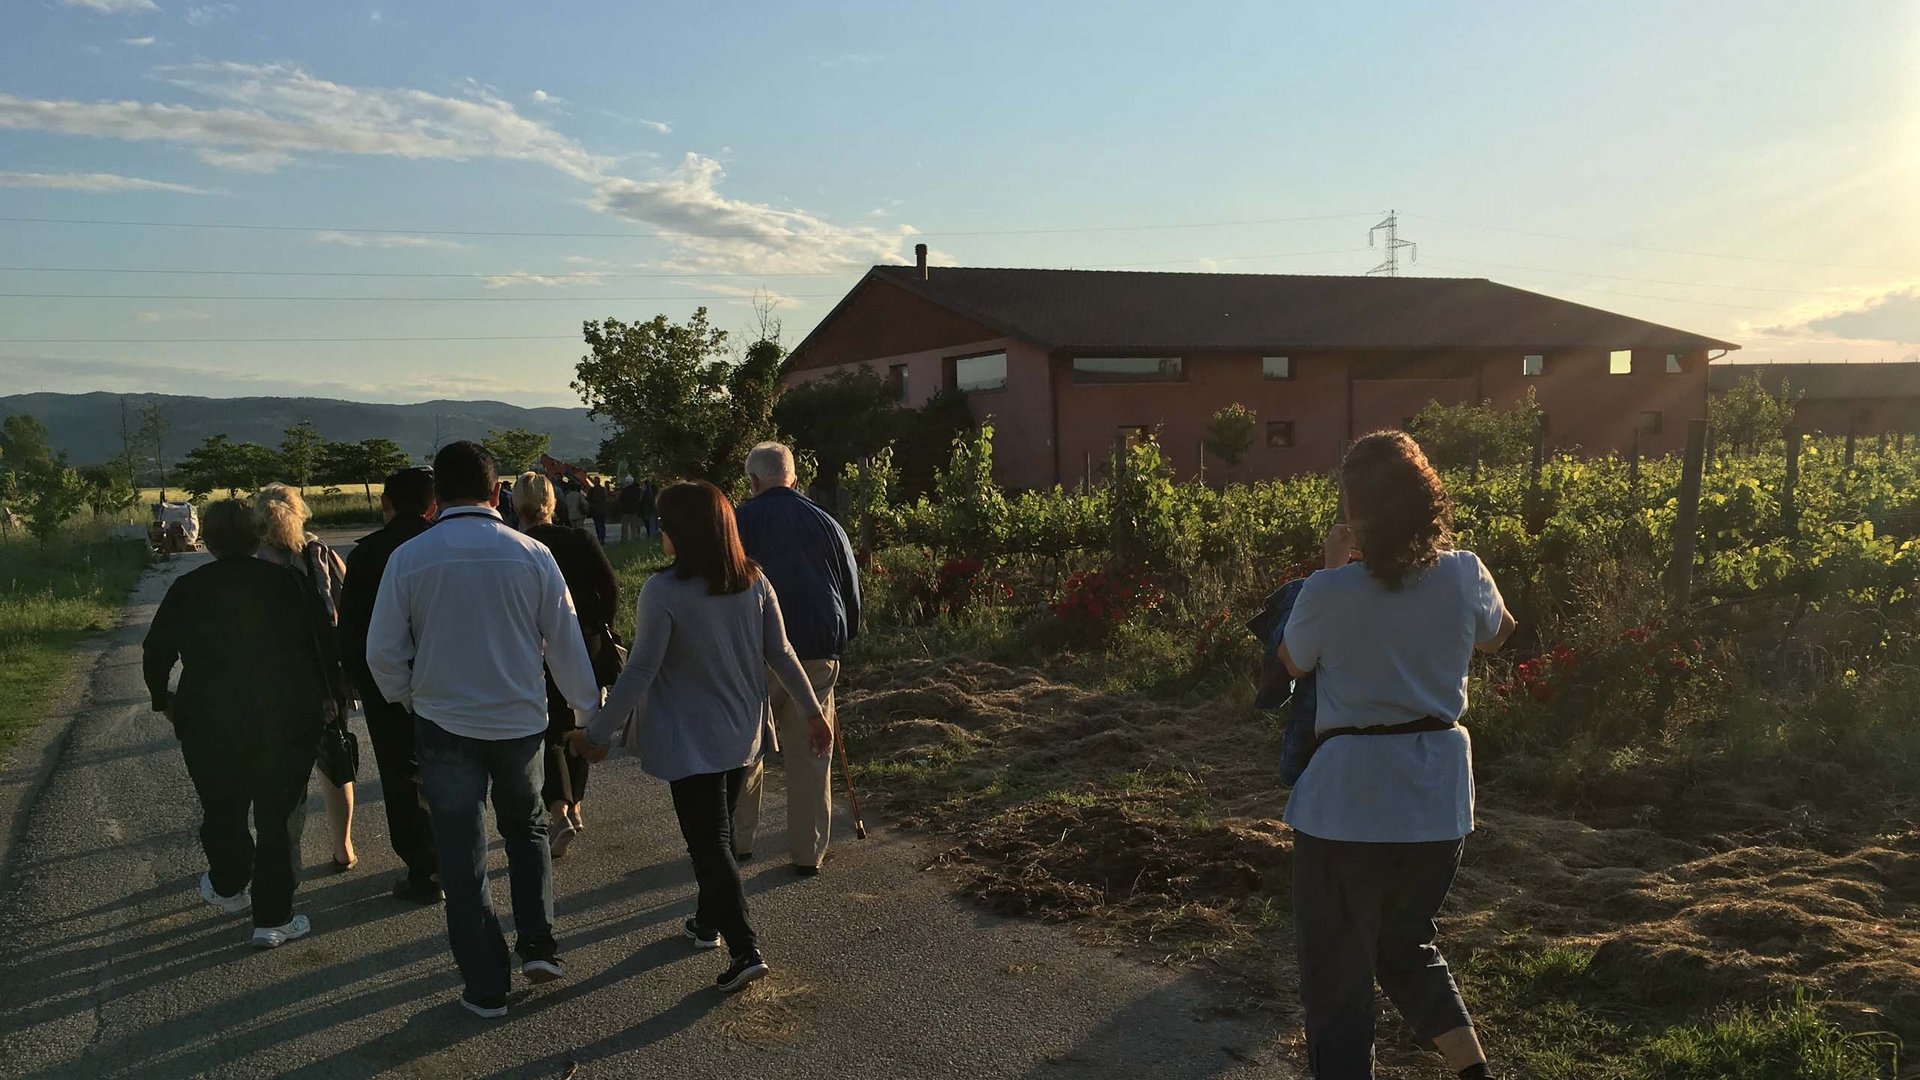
xmin=331 ymin=855 xmax=358 ymax=872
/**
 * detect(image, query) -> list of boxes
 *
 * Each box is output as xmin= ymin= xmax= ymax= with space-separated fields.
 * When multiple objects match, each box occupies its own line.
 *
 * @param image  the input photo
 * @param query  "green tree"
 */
xmin=1710 ymin=371 xmax=1799 ymax=454
xmin=279 ymin=419 xmax=325 ymax=489
xmin=895 ymin=388 xmax=976 ymax=498
xmin=322 ymin=438 xmax=412 ymax=509
xmin=571 ymin=309 xmax=780 ymax=484
xmin=1408 ymin=391 xmax=1544 ymax=471
xmin=1202 ymin=403 xmax=1258 ymax=480
xmin=78 ymin=459 xmax=139 ymax=518
xmin=23 ymin=464 xmax=86 ymax=547
xmin=137 ymin=402 xmax=171 ymax=501
xmin=0 ymin=413 xmax=54 ymax=471
xmin=177 ymin=435 xmax=280 ymax=498
xmin=773 ymin=365 xmax=905 ymax=488
xmin=481 ymin=427 xmax=552 ymax=475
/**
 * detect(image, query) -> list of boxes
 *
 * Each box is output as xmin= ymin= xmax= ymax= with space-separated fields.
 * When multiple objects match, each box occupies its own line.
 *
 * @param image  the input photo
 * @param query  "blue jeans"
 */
xmin=415 ymin=717 xmax=554 ymax=1001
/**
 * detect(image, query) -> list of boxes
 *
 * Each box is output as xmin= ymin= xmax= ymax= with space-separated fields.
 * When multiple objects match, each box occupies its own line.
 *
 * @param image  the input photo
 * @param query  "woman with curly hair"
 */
xmin=1278 ymin=431 xmax=1517 ymax=1080
xmin=255 ymin=483 xmax=358 ymax=871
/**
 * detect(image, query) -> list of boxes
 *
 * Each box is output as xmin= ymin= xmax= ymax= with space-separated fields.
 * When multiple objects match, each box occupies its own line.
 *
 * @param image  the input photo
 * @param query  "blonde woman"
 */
xmin=514 ymin=472 xmax=621 ymax=857
xmin=254 ymin=483 xmax=358 ymax=870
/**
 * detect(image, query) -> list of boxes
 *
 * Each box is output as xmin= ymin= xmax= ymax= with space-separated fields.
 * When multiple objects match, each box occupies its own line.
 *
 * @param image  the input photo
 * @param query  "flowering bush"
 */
xmin=1051 ymin=565 xmax=1165 ymax=634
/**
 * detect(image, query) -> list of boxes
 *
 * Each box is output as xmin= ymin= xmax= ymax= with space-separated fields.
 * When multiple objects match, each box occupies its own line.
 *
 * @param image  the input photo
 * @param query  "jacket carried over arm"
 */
xmin=733 ymin=486 xmax=861 ymax=662
xmin=338 ymin=514 xmax=432 ymax=702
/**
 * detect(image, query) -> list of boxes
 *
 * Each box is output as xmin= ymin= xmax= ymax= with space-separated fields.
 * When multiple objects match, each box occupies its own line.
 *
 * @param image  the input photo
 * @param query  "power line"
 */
xmin=1407 ymin=213 xmax=1906 ymax=273
xmin=0 ymin=211 xmax=1377 ymax=240
xmin=1367 ymin=211 xmax=1417 ymax=277
xmin=0 ymin=334 xmax=582 ymax=343
xmin=1418 ymin=255 xmax=1836 ymax=295
xmin=0 ymin=292 xmax=840 ymax=302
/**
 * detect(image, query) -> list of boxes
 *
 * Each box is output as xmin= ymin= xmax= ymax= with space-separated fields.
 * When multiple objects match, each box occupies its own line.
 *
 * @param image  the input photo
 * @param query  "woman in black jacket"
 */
xmin=143 ymin=499 xmax=335 ymax=949
xmin=515 ymin=471 xmax=620 ymax=858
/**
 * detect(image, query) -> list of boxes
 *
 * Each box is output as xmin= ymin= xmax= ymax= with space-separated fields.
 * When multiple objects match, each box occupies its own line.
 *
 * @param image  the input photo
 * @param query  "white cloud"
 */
xmin=122 ymin=35 xmax=157 ymax=46
xmin=184 ymin=3 xmax=233 ymax=26
xmin=135 ymin=309 xmax=212 ymax=322
xmin=480 ymin=271 xmax=608 ymax=289
xmin=63 ymin=0 xmax=158 ymax=12
xmin=0 ymin=170 xmax=210 ymax=194
xmin=1751 ymin=281 xmax=1920 ymax=345
xmin=313 ymin=230 xmax=465 ymax=250
xmin=0 ymin=63 xmax=913 ymax=273
xmin=531 ymin=89 xmax=563 ymax=106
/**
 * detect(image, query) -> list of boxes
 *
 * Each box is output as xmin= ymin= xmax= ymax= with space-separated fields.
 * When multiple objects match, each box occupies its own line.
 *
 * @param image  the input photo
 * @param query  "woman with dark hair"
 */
xmin=572 ymin=480 xmax=830 ymax=994
xmin=143 ymin=499 xmax=333 ymax=948
xmin=1278 ymin=431 xmax=1517 ymax=1080
xmin=515 ymin=470 xmax=620 ymax=857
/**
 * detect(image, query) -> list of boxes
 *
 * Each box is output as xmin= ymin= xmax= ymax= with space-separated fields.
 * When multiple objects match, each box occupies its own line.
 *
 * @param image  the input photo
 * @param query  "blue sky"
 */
xmin=2 ymin=0 xmax=1917 ymax=406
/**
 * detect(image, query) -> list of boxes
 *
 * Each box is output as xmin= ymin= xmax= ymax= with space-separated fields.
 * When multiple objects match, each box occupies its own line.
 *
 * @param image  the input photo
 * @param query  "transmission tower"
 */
xmin=1367 ymin=210 xmax=1417 ymax=276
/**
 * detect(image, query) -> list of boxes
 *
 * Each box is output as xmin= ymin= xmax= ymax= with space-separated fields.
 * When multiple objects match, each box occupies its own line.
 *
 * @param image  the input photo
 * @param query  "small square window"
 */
xmin=1262 ymin=356 xmax=1292 ymax=380
xmin=1523 ymin=354 xmax=1545 ymax=377
xmin=1266 ymin=421 xmax=1295 ymax=449
xmin=1118 ymin=425 xmax=1152 ymax=449
xmin=1610 ymin=350 xmax=1633 ymax=375
xmin=1640 ymin=411 xmax=1664 ymax=434
xmin=889 ymin=363 xmax=909 ymax=402
xmin=1666 ymin=354 xmax=1683 ymax=374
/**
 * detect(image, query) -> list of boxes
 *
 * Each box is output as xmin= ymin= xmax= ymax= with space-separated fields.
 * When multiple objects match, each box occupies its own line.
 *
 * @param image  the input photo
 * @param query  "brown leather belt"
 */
xmin=1315 ymin=716 xmax=1457 ymax=744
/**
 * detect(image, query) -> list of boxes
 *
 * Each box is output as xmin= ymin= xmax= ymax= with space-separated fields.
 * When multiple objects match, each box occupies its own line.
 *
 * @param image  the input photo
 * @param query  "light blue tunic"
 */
xmin=1280 ymin=550 xmax=1508 ymax=844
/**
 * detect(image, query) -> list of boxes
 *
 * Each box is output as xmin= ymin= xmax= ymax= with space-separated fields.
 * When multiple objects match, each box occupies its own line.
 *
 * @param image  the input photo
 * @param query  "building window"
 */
xmin=1262 ymin=356 xmax=1292 ymax=380
xmin=953 ymin=352 xmax=1007 ymax=394
xmin=1523 ymin=354 xmax=1545 ymax=377
xmin=1610 ymin=350 xmax=1633 ymax=375
xmin=1640 ymin=411 xmax=1664 ymax=434
xmin=1118 ymin=425 xmax=1152 ymax=449
xmin=1666 ymin=353 xmax=1683 ymax=374
xmin=888 ymin=363 xmax=909 ymax=402
xmin=1073 ymin=356 xmax=1183 ymax=384
xmin=1266 ymin=421 xmax=1295 ymax=449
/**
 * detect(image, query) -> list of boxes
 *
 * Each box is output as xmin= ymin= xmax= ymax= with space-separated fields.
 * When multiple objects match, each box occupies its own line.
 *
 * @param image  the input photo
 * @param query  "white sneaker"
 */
xmin=251 ymin=914 xmax=311 ymax=948
xmin=199 ymin=872 xmax=250 ymax=915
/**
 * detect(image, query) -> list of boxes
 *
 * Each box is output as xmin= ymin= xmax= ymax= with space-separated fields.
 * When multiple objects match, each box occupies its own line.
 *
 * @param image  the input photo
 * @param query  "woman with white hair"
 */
xmin=254 ymin=483 xmax=358 ymax=871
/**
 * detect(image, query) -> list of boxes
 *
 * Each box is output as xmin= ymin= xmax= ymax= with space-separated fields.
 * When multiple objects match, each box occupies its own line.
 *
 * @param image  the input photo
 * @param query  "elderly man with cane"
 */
xmin=732 ymin=442 xmax=862 ymax=877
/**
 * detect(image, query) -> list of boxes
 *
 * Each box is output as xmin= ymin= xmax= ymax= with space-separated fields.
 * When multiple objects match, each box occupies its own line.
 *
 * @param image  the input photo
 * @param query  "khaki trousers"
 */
xmin=734 ymin=659 xmax=838 ymax=868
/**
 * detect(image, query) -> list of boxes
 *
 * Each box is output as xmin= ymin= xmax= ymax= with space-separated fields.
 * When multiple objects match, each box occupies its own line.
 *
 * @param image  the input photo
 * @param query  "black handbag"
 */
xmin=591 ymin=623 xmax=628 ymax=688
xmin=316 ymin=700 xmax=360 ymax=787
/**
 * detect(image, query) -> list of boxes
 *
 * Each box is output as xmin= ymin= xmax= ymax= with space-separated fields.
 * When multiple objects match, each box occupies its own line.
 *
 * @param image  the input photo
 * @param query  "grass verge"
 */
xmin=0 ymin=529 xmax=151 ymax=750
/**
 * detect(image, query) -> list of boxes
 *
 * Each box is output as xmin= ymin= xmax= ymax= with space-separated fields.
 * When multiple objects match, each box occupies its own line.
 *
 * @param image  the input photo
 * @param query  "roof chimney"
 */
xmin=915 ymin=243 xmax=928 ymax=279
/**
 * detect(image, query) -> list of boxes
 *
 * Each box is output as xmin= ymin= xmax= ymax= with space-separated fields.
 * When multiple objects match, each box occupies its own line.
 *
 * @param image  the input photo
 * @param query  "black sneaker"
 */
xmin=392 ymin=876 xmax=443 ymax=905
xmin=682 ymin=917 xmax=721 ymax=950
xmin=460 ymin=992 xmax=509 ymax=1019
xmin=717 ymin=950 xmax=768 ymax=993
xmin=518 ymin=941 xmax=565 ymax=984
xmin=794 ymin=863 xmax=820 ymax=878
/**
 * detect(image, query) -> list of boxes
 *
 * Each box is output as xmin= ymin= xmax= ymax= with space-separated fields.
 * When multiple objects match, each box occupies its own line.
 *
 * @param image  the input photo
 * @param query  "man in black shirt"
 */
xmin=339 ymin=466 xmax=441 ymax=903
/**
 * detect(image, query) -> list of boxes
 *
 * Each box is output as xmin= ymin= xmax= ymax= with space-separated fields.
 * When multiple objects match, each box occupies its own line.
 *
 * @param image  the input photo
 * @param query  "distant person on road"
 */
xmin=562 ymin=479 xmax=590 ymax=534
xmin=586 ymin=478 xmax=611 ymax=544
xmin=731 ymin=442 xmax=861 ymax=876
xmin=338 ymin=466 xmax=442 ymax=904
xmin=1277 ymin=431 xmax=1517 ymax=1080
xmin=367 ymin=442 xmax=600 ymax=1019
xmin=142 ymin=499 xmax=334 ymax=949
xmin=254 ymin=483 xmax=357 ymax=873
xmin=514 ymin=471 xmax=621 ymax=860
xmin=571 ymin=480 xmax=830 ymax=995
xmin=638 ymin=479 xmax=659 ymax=537
xmin=616 ymin=476 xmax=644 ymax=543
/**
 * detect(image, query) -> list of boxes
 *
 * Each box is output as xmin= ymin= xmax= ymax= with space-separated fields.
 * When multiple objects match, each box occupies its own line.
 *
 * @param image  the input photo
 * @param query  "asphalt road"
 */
xmin=0 ymin=546 xmax=1294 ymax=1079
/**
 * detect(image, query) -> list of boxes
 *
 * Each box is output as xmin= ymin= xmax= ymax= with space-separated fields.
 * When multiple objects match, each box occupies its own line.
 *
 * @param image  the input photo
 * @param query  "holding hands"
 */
xmin=566 ymin=728 xmax=609 ymax=764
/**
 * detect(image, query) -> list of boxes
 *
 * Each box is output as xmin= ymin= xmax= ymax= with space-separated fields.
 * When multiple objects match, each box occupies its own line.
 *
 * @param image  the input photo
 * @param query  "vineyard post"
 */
xmin=1628 ymin=427 xmax=1641 ymax=491
xmin=1666 ymin=418 xmax=1708 ymax=612
xmin=1525 ymin=417 xmax=1546 ymax=533
xmin=1702 ymin=424 xmax=1716 ymax=474
xmin=1900 ymin=431 xmax=1908 ymax=454
xmin=1844 ymin=423 xmax=1857 ymax=471
xmin=1782 ymin=426 xmax=1802 ymax=539
xmin=1082 ymin=450 xmax=1092 ymax=493
xmin=1197 ymin=438 xmax=1206 ymax=487
xmin=856 ymin=455 xmax=876 ymax=554
xmin=1877 ymin=431 xmax=1889 ymax=459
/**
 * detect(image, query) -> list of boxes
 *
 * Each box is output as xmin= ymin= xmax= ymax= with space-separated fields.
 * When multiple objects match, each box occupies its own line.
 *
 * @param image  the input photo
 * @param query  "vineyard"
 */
xmin=810 ymin=426 xmax=1920 ymax=1079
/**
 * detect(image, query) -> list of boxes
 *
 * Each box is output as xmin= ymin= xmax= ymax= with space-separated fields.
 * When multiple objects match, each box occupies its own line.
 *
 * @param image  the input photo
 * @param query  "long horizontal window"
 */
xmin=1073 ymin=356 xmax=1183 ymax=384
xmin=953 ymin=352 xmax=1007 ymax=393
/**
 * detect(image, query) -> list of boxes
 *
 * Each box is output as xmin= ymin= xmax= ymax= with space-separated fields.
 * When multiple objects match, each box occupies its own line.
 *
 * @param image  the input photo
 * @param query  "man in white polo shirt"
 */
xmin=367 ymin=441 xmax=600 ymax=1019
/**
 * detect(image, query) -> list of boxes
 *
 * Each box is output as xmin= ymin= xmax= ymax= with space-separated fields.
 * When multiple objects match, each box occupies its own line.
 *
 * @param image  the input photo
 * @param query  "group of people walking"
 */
xmin=144 ymin=423 xmax=1508 ymax=1077
xmin=143 ymin=439 xmax=860 ymax=1016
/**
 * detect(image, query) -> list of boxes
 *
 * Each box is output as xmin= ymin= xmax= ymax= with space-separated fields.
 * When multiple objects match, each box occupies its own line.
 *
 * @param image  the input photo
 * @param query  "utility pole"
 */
xmin=1368 ymin=210 xmax=1417 ymax=276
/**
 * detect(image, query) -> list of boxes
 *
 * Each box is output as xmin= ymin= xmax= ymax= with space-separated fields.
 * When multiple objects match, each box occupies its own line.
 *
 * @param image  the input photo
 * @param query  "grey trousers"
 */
xmin=1292 ymin=830 xmax=1473 ymax=1080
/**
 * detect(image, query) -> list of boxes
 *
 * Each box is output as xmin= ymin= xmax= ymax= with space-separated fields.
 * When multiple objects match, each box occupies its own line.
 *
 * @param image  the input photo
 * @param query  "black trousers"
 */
xmin=1292 ymin=831 xmax=1474 ymax=1080
xmin=364 ymin=697 xmax=439 ymax=886
xmin=542 ymin=684 xmax=591 ymax=809
xmin=668 ymin=767 xmax=755 ymax=958
xmin=180 ymin=729 xmax=316 ymax=928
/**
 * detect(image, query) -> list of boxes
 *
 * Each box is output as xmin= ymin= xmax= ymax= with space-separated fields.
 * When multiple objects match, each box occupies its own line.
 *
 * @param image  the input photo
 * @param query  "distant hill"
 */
xmin=0 ymin=392 xmax=613 ymax=467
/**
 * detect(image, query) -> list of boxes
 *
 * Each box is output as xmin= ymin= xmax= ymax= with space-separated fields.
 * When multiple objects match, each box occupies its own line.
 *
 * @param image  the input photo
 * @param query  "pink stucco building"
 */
xmin=783 ymin=252 xmax=1739 ymax=488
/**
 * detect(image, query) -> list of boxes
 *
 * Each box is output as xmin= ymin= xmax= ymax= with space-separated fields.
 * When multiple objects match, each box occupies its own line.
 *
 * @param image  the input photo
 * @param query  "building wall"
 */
xmin=1480 ymin=348 xmax=1710 ymax=456
xmin=1791 ymin=397 xmax=1920 ymax=435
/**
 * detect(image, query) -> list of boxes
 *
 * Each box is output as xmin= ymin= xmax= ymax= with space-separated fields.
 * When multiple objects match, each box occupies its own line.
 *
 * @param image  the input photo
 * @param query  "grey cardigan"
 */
xmin=586 ymin=570 xmax=821 ymax=782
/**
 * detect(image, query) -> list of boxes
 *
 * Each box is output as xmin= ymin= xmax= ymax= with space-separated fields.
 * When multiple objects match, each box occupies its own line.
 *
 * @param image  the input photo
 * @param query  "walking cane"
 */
xmin=834 ymin=730 xmax=868 ymax=839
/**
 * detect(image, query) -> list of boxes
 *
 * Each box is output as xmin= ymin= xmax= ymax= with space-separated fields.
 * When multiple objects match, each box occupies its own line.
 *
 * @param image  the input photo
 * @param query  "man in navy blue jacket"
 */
xmin=732 ymin=441 xmax=861 ymax=875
